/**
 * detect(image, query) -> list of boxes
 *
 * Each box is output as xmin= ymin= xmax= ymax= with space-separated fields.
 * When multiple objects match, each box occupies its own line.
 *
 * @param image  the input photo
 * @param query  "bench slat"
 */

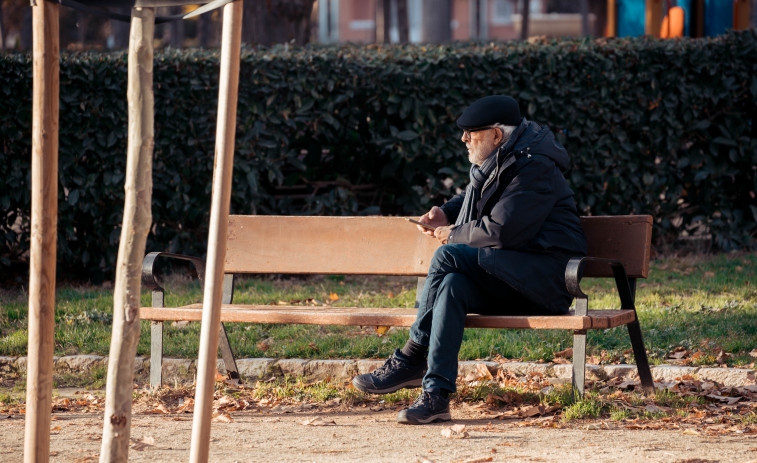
xmin=224 ymin=215 xmax=653 ymax=278
xmin=139 ymin=305 xmax=637 ymax=330
xmin=225 ymin=216 xmax=440 ymax=276
xmin=580 ymin=215 xmax=652 ymax=278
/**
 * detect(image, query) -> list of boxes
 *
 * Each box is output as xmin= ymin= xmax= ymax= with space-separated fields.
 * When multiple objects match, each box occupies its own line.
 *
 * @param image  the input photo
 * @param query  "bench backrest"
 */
xmin=224 ymin=215 xmax=652 ymax=279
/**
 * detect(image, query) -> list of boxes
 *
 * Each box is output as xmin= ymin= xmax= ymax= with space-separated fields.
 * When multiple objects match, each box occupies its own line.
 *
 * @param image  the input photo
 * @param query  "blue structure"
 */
xmin=616 ymin=0 xmax=736 ymax=37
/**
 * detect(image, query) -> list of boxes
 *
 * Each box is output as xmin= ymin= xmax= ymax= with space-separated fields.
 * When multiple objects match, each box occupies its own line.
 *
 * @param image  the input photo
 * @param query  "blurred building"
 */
xmin=317 ymin=0 xmax=597 ymax=43
xmin=315 ymin=0 xmax=752 ymax=44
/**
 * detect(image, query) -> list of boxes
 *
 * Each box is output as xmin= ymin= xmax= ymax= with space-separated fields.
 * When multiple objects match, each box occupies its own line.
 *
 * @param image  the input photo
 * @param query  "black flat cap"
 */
xmin=456 ymin=95 xmax=521 ymax=129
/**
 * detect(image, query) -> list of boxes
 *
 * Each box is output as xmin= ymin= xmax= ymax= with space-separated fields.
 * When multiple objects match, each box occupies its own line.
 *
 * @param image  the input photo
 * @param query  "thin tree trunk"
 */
xmin=189 ymin=2 xmax=242 ymax=461
xmin=24 ymin=1 xmax=59 ymax=461
xmin=422 ymin=0 xmax=451 ymax=42
xmin=579 ymin=0 xmax=590 ymax=36
xmin=21 ymin=7 xmax=32 ymax=49
xmin=521 ymin=0 xmax=530 ymax=39
xmin=396 ymin=0 xmax=408 ymax=43
xmin=375 ymin=0 xmax=387 ymax=42
xmin=243 ymin=0 xmax=314 ymax=46
xmin=99 ymin=7 xmax=154 ymax=462
xmin=169 ymin=6 xmax=184 ymax=47
xmin=110 ymin=8 xmax=130 ymax=49
xmin=383 ymin=0 xmax=391 ymax=42
xmin=0 ymin=2 xmax=5 ymax=50
xmin=198 ymin=11 xmax=214 ymax=47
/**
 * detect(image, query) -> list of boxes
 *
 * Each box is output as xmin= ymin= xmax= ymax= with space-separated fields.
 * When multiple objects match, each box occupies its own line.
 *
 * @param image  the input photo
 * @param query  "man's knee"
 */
xmin=429 ymin=244 xmax=475 ymax=272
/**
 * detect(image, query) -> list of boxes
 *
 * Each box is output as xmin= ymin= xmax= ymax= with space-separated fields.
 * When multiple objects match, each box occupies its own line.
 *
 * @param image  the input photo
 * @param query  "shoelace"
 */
xmin=374 ymin=356 xmax=403 ymax=377
xmin=411 ymin=390 xmax=433 ymax=408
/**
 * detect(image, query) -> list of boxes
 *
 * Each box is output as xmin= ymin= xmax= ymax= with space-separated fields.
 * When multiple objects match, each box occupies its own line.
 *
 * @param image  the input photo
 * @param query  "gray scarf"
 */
xmin=454 ymin=150 xmax=499 ymax=226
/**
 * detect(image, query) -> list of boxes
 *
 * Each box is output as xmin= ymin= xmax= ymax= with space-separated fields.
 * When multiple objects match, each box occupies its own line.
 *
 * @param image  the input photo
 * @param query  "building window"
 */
xmin=491 ymin=0 xmax=514 ymax=26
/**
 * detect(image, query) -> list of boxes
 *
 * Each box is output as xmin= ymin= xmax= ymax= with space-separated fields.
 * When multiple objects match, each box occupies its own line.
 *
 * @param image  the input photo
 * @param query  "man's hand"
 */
xmin=416 ymin=206 xmax=450 ymax=236
xmin=433 ymin=225 xmax=453 ymax=244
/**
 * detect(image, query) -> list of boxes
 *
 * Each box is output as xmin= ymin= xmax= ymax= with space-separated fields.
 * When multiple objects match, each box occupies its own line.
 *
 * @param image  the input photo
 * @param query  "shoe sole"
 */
xmin=352 ymin=377 xmax=423 ymax=394
xmin=396 ymin=410 xmax=452 ymax=425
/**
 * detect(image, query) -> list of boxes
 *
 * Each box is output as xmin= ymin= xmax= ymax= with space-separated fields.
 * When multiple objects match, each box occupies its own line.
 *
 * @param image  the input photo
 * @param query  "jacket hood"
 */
xmin=510 ymin=120 xmax=570 ymax=172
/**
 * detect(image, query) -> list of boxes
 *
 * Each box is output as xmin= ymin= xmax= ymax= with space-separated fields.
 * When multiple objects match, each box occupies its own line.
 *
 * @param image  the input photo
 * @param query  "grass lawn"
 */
xmin=0 ymin=252 xmax=755 ymax=368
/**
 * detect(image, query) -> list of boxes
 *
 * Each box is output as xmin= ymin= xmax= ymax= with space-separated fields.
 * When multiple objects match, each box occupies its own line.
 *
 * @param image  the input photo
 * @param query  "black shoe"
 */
xmin=397 ymin=388 xmax=451 ymax=425
xmin=352 ymin=349 xmax=426 ymax=394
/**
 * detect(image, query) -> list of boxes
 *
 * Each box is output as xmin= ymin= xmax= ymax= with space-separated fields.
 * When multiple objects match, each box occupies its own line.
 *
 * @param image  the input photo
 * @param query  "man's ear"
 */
xmin=494 ymin=128 xmax=504 ymax=144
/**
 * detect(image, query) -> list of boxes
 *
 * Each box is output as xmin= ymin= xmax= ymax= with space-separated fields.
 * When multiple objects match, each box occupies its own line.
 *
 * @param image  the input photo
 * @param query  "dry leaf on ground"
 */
xmin=441 ymin=424 xmax=469 ymax=439
xmin=302 ymin=416 xmax=337 ymax=426
xmin=212 ymin=412 xmax=233 ymax=423
xmin=130 ymin=435 xmax=155 ymax=451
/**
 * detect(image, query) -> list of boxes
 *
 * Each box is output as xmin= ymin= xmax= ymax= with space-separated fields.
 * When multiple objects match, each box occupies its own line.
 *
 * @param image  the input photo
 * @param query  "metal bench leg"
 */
xmin=218 ymin=273 xmax=240 ymax=384
xmin=149 ymin=289 xmax=165 ymax=388
xmin=571 ymin=294 xmax=589 ymax=400
xmin=625 ymin=279 xmax=654 ymax=394
xmin=150 ymin=320 xmax=163 ymax=388
xmin=628 ymin=320 xmax=654 ymax=393
xmin=572 ymin=329 xmax=587 ymax=399
xmin=218 ymin=323 xmax=240 ymax=385
xmin=414 ymin=276 xmax=426 ymax=308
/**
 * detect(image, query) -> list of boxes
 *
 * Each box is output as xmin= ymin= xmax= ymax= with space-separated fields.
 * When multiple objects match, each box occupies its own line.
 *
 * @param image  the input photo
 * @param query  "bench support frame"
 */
xmin=566 ymin=256 xmax=654 ymax=397
xmin=143 ymin=252 xmax=240 ymax=388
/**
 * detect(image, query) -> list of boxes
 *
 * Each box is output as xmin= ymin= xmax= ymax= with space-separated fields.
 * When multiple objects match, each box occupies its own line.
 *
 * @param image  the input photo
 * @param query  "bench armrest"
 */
xmin=142 ymin=251 xmax=206 ymax=294
xmin=565 ymin=256 xmax=635 ymax=314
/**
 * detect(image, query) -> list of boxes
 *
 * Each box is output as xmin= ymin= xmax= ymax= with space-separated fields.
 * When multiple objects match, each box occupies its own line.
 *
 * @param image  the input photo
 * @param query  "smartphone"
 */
xmin=406 ymin=218 xmax=436 ymax=231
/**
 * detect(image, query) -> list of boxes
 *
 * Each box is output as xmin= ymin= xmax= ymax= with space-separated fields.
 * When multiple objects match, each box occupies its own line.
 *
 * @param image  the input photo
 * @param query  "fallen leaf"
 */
xmin=375 ymin=326 xmax=390 ymax=336
xmin=554 ymin=347 xmax=573 ymax=358
xmin=212 ymin=412 xmax=233 ymax=423
xmin=302 ymin=417 xmax=336 ymax=426
xmin=329 ymin=292 xmax=339 ymax=301
xmin=257 ymin=337 xmax=274 ymax=351
xmin=464 ymin=363 xmax=494 ymax=382
xmin=521 ymin=406 xmax=543 ymax=418
xmin=461 ymin=457 xmax=493 ymax=463
xmin=644 ymin=405 xmax=670 ymax=414
xmin=441 ymin=424 xmax=469 ymax=439
xmin=131 ymin=436 xmax=155 ymax=451
xmin=475 ymin=363 xmax=494 ymax=380
xmin=707 ymin=394 xmax=741 ymax=405
xmin=682 ymin=429 xmax=700 ymax=436
xmin=667 ymin=347 xmax=689 ymax=360
xmin=176 ymin=398 xmax=194 ymax=413
xmin=147 ymin=403 xmax=170 ymax=415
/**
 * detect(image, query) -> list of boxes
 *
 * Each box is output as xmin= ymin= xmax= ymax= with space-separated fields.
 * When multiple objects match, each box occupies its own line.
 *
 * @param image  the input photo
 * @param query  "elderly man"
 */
xmin=352 ymin=95 xmax=588 ymax=425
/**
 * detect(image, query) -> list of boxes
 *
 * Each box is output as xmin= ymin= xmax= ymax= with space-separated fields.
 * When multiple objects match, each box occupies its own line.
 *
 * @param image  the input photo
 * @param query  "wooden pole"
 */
xmin=25 ymin=1 xmax=59 ymax=461
xmin=606 ymin=0 xmax=617 ymax=37
xmin=645 ymin=0 xmax=663 ymax=37
xmin=733 ymin=0 xmax=750 ymax=30
xmin=99 ymin=7 xmax=154 ymax=462
xmin=189 ymin=1 xmax=243 ymax=462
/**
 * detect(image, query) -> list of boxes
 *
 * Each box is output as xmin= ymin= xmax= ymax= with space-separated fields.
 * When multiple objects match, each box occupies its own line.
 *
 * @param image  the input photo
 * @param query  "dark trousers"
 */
xmin=409 ymin=244 xmax=532 ymax=392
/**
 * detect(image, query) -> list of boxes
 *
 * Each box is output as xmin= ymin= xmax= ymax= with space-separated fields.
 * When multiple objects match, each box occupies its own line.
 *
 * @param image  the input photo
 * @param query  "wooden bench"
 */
xmin=141 ymin=215 xmax=655 ymax=397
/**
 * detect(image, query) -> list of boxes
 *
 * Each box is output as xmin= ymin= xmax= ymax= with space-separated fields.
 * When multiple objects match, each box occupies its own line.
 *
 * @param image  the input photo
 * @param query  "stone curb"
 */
xmin=1 ymin=355 xmax=755 ymax=388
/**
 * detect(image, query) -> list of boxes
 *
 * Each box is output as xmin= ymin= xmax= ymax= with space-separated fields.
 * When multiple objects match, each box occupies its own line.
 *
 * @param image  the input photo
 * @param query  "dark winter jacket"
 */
xmin=440 ymin=119 xmax=587 ymax=314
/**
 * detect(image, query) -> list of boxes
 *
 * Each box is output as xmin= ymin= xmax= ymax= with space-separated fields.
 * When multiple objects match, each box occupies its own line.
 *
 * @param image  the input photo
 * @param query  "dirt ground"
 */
xmin=2 ymin=398 xmax=757 ymax=463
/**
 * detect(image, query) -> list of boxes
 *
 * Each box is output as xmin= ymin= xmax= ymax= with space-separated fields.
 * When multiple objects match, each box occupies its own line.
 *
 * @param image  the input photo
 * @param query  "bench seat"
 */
xmin=140 ymin=305 xmax=638 ymax=330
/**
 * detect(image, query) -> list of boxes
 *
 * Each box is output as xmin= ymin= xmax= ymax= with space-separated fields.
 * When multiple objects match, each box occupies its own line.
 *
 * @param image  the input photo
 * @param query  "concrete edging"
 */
xmin=1 ymin=355 xmax=755 ymax=388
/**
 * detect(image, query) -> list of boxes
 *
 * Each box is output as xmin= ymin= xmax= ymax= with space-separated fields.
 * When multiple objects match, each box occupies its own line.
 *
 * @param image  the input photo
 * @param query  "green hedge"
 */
xmin=2 ymin=31 xmax=756 ymax=281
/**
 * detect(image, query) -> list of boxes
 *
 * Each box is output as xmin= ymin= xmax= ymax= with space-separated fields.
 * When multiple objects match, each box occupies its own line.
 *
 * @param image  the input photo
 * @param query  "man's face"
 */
xmin=461 ymin=128 xmax=500 ymax=166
